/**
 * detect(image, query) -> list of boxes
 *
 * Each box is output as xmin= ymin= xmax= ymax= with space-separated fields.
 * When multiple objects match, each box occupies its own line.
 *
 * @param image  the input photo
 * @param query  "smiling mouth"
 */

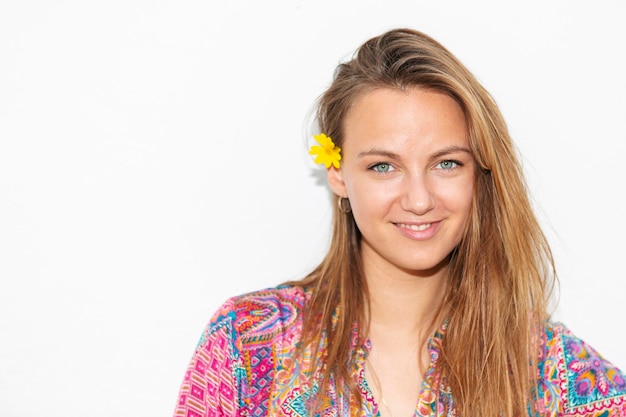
xmin=397 ymin=223 xmax=432 ymax=231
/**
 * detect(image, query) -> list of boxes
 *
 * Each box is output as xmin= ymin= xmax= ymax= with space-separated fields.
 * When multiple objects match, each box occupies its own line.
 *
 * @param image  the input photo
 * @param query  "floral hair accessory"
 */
xmin=309 ymin=133 xmax=341 ymax=169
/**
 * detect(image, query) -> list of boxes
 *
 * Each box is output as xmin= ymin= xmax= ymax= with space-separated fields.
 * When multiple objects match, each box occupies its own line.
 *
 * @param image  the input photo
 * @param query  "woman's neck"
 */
xmin=364 ymin=258 xmax=448 ymax=340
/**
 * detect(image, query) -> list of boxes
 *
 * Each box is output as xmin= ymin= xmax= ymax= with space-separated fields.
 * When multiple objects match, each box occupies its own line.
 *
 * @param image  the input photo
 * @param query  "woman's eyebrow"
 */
xmin=430 ymin=145 xmax=472 ymax=159
xmin=357 ymin=149 xmax=400 ymax=159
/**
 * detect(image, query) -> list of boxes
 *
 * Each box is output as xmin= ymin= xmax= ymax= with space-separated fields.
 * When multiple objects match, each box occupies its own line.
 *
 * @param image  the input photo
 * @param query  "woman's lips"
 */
xmin=394 ymin=221 xmax=440 ymax=240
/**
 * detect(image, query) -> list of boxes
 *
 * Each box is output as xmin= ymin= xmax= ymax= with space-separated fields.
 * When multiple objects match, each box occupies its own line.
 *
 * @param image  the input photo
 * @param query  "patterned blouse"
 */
xmin=172 ymin=285 xmax=626 ymax=416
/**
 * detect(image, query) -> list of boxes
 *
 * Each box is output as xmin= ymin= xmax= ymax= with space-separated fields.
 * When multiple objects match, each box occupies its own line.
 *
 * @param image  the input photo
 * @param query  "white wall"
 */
xmin=1 ymin=1 xmax=624 ymax=416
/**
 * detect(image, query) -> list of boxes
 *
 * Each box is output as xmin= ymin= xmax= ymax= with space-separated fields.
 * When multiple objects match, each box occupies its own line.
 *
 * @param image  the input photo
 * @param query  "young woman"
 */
xmin=172 ymin=28 xmax=626 ymax=417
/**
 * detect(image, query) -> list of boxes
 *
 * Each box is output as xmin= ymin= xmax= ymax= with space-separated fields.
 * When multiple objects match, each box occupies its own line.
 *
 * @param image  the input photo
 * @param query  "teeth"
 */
xmin=399 ymin=223 xmax=431 ymax=231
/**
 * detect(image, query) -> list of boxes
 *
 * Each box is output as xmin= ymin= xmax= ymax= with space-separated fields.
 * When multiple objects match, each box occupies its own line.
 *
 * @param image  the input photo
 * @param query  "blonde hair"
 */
xmin=291 ymin=28 xmax=556 ymax=417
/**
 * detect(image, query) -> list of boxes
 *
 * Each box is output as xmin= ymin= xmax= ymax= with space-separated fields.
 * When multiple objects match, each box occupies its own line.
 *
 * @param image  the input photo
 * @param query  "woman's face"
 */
xmin=328 ymin=87 xmax=475 ymax=277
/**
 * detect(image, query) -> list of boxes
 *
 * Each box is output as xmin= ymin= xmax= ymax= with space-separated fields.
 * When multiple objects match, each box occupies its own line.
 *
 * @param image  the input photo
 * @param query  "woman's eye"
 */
xmin=371 ymin=163 xmax=394 ymax=173
xmin=438 ymin=160 xmax=459 ymax=170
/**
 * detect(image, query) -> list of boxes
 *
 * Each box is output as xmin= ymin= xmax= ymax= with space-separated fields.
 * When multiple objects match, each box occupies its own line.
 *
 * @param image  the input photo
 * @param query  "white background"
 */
xmin=1 ymin=1 xmax=625 ymax=416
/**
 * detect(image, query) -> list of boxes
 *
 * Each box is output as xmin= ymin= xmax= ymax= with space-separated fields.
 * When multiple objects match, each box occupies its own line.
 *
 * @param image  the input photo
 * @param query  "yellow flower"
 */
xmin=309 ymin=133 xmax=341 ymax=169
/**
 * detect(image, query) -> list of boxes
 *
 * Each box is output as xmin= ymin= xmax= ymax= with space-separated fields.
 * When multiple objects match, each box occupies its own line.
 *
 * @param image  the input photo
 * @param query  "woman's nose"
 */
xmin=400 ymin=174 xmax=435 ymax=215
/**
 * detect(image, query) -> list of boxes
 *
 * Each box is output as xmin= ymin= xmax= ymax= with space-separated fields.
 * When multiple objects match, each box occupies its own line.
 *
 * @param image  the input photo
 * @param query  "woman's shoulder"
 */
xmin=203 ymin=284 xmax=309 ymax=349
xmin=535 ymin=320 xmax=626 ymax=416
xmin=227 ymin=283 xmax=309 ymax=310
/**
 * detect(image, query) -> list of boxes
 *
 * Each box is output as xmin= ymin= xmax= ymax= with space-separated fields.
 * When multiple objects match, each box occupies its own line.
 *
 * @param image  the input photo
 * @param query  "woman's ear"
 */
xmin=326 ymin=167 xmax=348 ymax=198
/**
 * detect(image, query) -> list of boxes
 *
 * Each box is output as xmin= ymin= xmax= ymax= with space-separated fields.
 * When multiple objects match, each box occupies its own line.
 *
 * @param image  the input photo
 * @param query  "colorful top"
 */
xmin=172 ymin=285 xmax=626 ymax=416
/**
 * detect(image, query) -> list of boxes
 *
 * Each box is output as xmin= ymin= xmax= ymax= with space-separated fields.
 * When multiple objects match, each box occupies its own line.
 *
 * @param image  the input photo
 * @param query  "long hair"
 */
xmin=291 ymin=28 xmax=557 ymax=417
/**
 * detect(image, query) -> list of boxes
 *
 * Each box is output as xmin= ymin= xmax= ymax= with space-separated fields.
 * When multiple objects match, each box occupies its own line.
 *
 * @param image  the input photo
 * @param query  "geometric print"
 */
xmin=244 ymin=346 xmax=275 ymax=416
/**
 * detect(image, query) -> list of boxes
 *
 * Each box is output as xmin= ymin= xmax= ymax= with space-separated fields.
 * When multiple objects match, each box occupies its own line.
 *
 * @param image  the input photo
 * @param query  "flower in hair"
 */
xmin=309 ymin=133 xmax=341 ymax=169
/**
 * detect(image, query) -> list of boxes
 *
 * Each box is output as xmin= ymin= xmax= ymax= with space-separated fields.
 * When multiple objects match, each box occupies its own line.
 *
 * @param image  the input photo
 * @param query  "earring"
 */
xmin=337 ymin=197 xmax=352 ymax=214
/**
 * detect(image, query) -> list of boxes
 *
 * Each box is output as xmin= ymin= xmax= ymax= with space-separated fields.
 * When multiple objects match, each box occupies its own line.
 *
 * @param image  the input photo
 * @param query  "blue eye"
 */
xmin=371 ymin=163 xmax=394 ymax=173
xmin=438 ymin=160 xmax=459 ymax=170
